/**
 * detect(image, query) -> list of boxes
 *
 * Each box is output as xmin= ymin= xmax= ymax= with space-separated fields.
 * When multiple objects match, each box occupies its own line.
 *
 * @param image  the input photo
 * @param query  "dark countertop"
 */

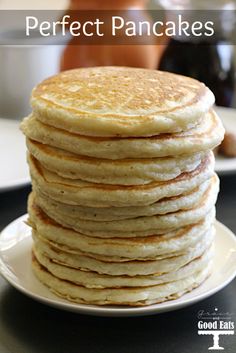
xmin=0 ymin=175 xmax=235 ymax=353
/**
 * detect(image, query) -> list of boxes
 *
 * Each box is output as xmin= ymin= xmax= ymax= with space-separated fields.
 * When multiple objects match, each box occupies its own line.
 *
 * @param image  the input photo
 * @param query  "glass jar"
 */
xmin=157 ymin=0 xmax=235 ymax=107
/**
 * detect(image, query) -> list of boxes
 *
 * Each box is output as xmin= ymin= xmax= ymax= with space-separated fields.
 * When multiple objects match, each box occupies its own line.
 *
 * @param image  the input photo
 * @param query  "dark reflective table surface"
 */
xmin=0 ymin=175 xmax=235 ymax=353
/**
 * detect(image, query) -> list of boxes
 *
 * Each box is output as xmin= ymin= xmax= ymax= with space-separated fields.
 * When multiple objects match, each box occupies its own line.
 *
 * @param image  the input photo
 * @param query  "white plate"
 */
xmin=0 ymin=215 xmax=236 ymax=317
xmin=215 ymin=107 xmax=236 ymax=174
xmin=0 ymin=118 xmax=30 ymax=191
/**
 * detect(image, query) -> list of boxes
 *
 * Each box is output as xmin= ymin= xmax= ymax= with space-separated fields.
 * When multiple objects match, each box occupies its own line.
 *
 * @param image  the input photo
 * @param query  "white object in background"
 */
xmin=0 ymin=0 xmax=68 ymax=10
xmin=215 ymin=107 xmax=236 ymax=175
xmin=0 ymin=29 xmax=67 ymax=119
xmin=0 ymin=118 xmax=30 ymax=191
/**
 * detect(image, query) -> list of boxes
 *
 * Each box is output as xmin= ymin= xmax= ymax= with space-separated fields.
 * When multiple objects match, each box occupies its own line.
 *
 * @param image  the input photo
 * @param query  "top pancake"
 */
xmin=31 ymin=67 xmax=215 ymax=137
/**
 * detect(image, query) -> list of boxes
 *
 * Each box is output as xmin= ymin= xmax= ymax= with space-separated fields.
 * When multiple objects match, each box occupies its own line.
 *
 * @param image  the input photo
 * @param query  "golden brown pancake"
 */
xmin=27 ymin=194 xmax=215 ymax=262
xmin=21 ymin=110 xmax=224 ymax=159
xmin=31 ymin=67 xmax=215 ymax=137
xmin=28 ymin=152 xmax=215 ymax=207
xmin=26 ymin=137 xmax=205 ymax=185
xmin=31 ymin=174 xmax=218 ymax=238
xmin=33 ymin=178 xmax=211 ymax=221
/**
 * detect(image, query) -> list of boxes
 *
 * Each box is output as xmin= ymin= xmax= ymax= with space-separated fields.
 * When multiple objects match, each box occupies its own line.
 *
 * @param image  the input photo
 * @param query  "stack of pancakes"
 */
xmin=21 ymin=67 xmax=224 ymax=306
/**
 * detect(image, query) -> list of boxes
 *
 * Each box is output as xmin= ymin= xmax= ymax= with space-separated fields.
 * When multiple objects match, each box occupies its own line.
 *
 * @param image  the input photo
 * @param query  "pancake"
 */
xmin=28 ymin=152 xmax=215 ymax=207
xmin=26 ymin=138 xmax=205 ymax=185
xmin=32 ymin=175 xmax=218 ymax=237
xmin=32 ymin=227 xmax=214 ymax=276
xmin=34 ymin=178 xmax=211 ymax=221
xmin=31 ymin=67 xmax=215 ymax=137
xmin=32 ymin=174 xmax=218 ymax=236
xmin=21 ymin=110 xmax=224 ymax=159
xmin=33 ymin=245 xmax=213 ymax=288
xmin=32 ymin=255 xmax=211 ymax=305
xmin=28 ymin=199 xmax=215 ymax=261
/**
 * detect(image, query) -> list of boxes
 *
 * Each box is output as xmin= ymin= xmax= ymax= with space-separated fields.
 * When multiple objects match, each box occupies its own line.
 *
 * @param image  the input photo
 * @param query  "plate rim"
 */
xmin=0 ymin=215 xmax=236 ymax=317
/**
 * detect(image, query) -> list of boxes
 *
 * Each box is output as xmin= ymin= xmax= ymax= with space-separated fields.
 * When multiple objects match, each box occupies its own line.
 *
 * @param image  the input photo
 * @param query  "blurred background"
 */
xmin=0 ymin=0 xmax=236 ymax=117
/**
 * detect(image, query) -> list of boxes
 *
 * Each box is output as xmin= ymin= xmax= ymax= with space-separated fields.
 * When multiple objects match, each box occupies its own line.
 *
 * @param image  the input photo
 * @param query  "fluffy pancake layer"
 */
xmin=31 ymin=175 xmax=218 ymax=238
xmin=28 ymin=200 xmax=215 ymax=261
xmin=29 ymin=152 xmax=215 ymax=207
xmin=33 ymin=243 xmax=213 ymax=288
xmin=34 ymin=178 xmax=211 ymax=221
xmin=32 ymin=182 xmax=218 ymax=238
xmin=26 ymin=138 xmax=205 ymax=185
xmin=21 ymin=110 xmax=223 ymax=159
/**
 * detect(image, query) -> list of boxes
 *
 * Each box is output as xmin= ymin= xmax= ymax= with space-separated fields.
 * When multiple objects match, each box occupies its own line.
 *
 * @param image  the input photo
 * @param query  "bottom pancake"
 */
xmin=32 ymin=255 xmax=211 ymax=306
